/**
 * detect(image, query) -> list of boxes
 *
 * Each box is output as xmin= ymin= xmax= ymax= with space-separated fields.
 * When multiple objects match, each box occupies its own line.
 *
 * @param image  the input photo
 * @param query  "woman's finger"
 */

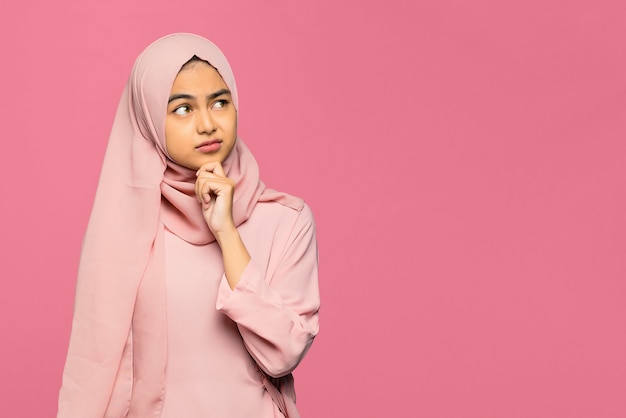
xmin=195 ymin=161 xmax=226 ymax=177
xmin=195 ymin=172 xmax=218 ymax=200
xmin=195 ymin=176 xmax=235 ymax=205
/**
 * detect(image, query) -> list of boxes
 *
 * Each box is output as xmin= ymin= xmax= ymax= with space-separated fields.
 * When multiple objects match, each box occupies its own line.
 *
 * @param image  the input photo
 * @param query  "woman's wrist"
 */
xmin=214 ymin=224 xmax=238 ymax=246
xmin=215 ymin=226 xmax=251 ymax=289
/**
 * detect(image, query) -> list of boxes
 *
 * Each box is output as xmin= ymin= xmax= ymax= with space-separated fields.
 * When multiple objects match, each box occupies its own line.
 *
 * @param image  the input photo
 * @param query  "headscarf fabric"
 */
xmin=58 ymin=33 xmax=289 ymax=417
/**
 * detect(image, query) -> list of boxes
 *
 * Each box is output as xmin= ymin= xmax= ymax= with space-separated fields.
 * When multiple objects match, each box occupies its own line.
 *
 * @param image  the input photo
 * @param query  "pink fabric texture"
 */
xmin=57 ymin=33 xmax=318 ymax=418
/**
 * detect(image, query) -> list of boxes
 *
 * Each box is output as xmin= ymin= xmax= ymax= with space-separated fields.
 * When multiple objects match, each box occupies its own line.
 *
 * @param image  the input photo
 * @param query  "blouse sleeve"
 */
xmin=215 ymin=203 xmax=320 ymax=378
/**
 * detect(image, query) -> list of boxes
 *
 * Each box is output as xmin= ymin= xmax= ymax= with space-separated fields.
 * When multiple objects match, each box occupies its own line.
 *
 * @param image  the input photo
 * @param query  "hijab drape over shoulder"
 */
xmin=58 ymin=33 xmax=294 ymax=418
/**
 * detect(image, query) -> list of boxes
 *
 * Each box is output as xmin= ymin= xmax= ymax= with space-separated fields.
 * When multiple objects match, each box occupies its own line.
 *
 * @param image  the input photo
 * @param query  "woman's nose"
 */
xmin=197 ymin=109 xmax=216 ymax=134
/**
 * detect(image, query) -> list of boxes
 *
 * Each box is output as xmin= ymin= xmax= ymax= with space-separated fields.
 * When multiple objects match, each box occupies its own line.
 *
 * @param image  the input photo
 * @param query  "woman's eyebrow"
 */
xmin=168 ymin=89 xmax=231 ymax=104
xmin=168 ymin=93 xmax=193 ymax=103
xmin=207 ymin=89 xmax=231 ymax=100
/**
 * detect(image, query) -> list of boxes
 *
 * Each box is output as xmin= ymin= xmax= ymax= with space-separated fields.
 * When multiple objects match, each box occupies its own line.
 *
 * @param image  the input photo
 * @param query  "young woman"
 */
xmin=57 ymin=33 xmax=320 ymax=418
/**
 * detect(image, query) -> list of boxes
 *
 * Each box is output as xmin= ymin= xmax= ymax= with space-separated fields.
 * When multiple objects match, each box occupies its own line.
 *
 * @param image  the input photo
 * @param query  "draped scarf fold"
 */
xmin=58 ymin=33 xmax=293 ymax=418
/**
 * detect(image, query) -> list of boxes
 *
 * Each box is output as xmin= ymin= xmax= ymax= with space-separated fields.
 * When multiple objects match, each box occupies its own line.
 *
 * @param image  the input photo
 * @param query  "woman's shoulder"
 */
xmin=240 ymin=192 xmax=315 ymax=253
xmin=259 ymin=188 xmax=304 ymax=211
xmin=250 ymin=190 xmax=315 ymax=229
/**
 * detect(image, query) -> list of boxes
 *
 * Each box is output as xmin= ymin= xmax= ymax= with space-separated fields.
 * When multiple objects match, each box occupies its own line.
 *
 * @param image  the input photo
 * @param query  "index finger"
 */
xmin=196 ymin=161 xmax=226 ymax=177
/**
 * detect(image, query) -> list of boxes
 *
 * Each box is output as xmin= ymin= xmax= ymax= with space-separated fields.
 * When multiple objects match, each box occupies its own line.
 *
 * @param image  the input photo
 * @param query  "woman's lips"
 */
xmin=195 ymin=140 xmax=222 ymax=153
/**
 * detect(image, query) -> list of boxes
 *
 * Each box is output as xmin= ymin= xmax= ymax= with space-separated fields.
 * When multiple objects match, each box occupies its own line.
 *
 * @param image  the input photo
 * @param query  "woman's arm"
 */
xmin=195 ymin=162 xmax=320 ymax=376
xmin=195 ymin=161 xmax=251 ymax=289
xmin=216 ymin=204 xmax=320 ymax=377
xmin=214 ymin=226 xmax=251 ymax=289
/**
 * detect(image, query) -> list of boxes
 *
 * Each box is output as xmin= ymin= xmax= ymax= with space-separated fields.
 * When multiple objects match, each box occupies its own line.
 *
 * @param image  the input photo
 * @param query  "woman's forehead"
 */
xmin=171 ymin=61 xmax=231 ymax=93
xmin=138 ymin=34 xmax=238 ymax=107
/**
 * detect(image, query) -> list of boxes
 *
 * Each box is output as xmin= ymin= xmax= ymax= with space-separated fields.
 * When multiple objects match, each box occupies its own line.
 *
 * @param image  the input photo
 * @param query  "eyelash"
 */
xmin=172 ymin=99 xmax=229 ymax=115
xmin=212 ymin=99 xmax=229 ymax=109
xmin=173 ymin=105 xmax=191 ymax=115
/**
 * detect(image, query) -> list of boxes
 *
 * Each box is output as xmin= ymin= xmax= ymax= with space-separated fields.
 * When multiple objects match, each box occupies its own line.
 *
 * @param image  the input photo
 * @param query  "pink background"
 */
xmin=1 ymin=0 xmax=625 ymax=417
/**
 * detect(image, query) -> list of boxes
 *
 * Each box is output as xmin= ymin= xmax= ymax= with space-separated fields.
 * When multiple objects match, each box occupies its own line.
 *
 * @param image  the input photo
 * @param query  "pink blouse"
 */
xmin=152 ymin=200 xmax=318 ymax=417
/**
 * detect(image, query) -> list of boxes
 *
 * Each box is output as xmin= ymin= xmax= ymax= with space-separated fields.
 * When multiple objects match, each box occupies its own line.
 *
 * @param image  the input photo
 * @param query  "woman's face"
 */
xmin=165 ymin=61 xmax=237 ymax=170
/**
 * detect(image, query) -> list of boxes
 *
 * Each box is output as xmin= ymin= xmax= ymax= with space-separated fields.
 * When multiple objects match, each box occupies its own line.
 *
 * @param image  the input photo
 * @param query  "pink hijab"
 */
xmin=58 ymin=33 xmax=296 ymax=417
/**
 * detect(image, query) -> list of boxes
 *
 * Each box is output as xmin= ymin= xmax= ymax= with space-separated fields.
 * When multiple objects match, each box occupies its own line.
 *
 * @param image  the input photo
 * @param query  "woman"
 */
xmin=58 ymin=33 xmax=320 ymax=418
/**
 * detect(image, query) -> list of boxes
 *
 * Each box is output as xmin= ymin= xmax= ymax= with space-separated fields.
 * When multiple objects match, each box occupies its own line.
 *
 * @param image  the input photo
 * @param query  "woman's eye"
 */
xmin=173 ymin=105 xmax=190 ymax=115
xmin=212 ymin=100 xmax=228 ymax=110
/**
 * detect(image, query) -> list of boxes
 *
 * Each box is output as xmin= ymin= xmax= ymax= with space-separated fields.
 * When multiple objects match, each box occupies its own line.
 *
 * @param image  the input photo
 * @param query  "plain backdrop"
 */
xmin=0 ymin=0 xmax=625 ymax=417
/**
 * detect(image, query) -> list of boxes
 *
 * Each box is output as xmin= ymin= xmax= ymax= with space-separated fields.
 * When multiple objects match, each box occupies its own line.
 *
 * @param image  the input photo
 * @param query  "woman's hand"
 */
xmin=195 ymin=161 xmax=251 ymax=289
xmin=195 ymin=162 xmax=236 ymax=235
